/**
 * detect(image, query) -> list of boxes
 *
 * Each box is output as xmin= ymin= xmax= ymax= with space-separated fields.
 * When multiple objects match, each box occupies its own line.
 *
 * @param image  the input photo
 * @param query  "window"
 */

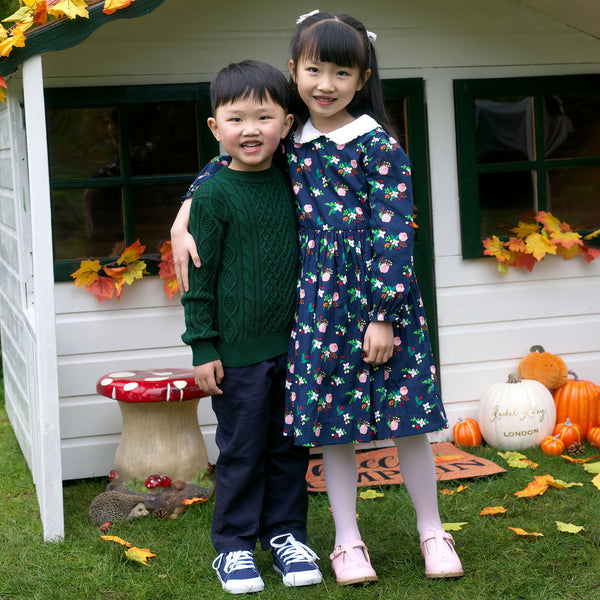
xmin=455 ymin=75 xmax=600 ymax=258
xmin=45 ymin=84 xmax=217 ymax=280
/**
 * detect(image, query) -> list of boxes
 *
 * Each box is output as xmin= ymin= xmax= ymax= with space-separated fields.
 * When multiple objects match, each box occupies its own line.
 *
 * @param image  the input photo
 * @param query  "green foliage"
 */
xmin=0 ymin=0 xmax=19 ymax=21
xmin=1 ymin=394 xmax=600 ymax=599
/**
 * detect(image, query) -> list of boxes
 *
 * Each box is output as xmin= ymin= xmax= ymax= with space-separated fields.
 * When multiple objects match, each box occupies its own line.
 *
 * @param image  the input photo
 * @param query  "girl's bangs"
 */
xmin=299 ymin=20 xmax=367 ymax=68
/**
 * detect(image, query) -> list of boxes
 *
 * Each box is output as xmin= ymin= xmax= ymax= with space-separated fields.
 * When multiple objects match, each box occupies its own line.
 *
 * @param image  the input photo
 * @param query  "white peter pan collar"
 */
xmin=295 ymin=114 xmax=380 ymax=145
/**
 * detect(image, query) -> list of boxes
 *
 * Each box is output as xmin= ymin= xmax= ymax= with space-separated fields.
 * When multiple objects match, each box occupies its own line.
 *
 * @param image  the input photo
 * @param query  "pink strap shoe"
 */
xmin=329 ymin=540 xmax=378 ymax=585
xmin=420 ymin=530 xmax=464 ymax=578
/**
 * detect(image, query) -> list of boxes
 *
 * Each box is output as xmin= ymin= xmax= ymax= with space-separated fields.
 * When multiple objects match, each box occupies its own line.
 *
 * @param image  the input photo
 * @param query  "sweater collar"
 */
xmin=295 ymin=114 xmax=380 ymax=145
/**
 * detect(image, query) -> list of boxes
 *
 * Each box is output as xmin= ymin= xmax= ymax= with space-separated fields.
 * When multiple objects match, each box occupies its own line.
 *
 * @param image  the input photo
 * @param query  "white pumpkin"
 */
xmin=477 ymin=374 xmax=556 ymax=450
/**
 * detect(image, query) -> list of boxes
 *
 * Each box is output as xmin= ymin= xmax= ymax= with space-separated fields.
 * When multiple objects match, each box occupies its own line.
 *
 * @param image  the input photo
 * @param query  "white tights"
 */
xmin=322 ymin=434 xmax=442 ymax=548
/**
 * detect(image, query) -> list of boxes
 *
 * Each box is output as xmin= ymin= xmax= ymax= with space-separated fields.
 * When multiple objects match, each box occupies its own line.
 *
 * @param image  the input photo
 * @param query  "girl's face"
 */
xmin=290 ymin=57 xmax=370 ymax=133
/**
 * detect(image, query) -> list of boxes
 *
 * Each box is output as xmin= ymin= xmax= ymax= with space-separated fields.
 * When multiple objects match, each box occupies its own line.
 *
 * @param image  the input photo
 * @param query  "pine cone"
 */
xmin=567 ymin=442 xmax=585 ymax=457
xmin=151 ymin=507 xmax=168 ymax=520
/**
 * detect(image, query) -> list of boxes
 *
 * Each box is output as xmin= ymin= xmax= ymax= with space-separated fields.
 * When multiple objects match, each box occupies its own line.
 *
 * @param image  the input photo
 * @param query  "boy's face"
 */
xmin=207 ymin=94 xmax=293 ymax=172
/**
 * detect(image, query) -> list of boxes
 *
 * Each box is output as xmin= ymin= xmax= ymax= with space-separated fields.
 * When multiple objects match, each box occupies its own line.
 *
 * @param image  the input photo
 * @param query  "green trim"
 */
xmin=0 ymin=0 xmax=167 ymax=78
xmin=455 ymin=74 xmax=600 ymax=258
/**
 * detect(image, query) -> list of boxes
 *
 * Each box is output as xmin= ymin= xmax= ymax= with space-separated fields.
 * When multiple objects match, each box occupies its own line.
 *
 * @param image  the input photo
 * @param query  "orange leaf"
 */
xmin=440 ymin=488 xmax=454 ymax=495
xmin=509 ymin=251 xmax=536 ymax=272
xmin=514 ymin=474 xmax=554 ymax=498
xmin=71 ymin=259 xmax=102 ymax=287
xmin=482 ymin=235 xmax=512 ymax=262
xmin=33 ymin=1 xmax=48 ymax=25
xmin=556 ymin=244 xmax=582 ymax=260
xmin=549 ymin=229 xmax=583 ymax=249
xmin=103 ymin=0 xmax=135 ymax=15
xmin=100 ymin=535 xmax=132 ymax=547
xmin=158 ymin=251 xmax=176 ymax=280
xmin=433 ymin=454 xmax=465 ymax=464
xmin=561 ymin=454 xmax=600 ymax=464
xmin=118 ymin=239 xmax=146 ymax=265
xmin=163 ymin=277 xmax=179 ymax=300
xmin=509 ymin=527 xmax=543 ymax=537
xmin=536 ymin=211 xmax=566 ymax=234
xmin=87 ymin=275 xmax=115 ymax=302
xmin=182 ymin=496 xmax=208 ymax=505
xmin=581 ymin=244 xmax=600 ymax=264
xmin=456 ymin=484 xmax=469 ymax=493
xmin=480 ymin=506 xmax=507 ymax=516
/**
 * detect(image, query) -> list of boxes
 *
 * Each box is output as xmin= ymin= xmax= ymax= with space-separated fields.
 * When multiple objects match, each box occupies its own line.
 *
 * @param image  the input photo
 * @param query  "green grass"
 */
xmin=1 ymin=379 xmax=600 ymax=600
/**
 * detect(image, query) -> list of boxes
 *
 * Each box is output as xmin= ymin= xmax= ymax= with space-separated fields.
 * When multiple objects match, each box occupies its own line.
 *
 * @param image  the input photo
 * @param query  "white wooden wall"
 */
xmin=2 ymin=0 xmax=600 ymax=484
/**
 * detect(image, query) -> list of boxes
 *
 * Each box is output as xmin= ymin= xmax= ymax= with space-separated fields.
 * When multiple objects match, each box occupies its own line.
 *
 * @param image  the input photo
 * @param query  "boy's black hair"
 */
xmin=210 ymin=60 xmax=291 ymax=114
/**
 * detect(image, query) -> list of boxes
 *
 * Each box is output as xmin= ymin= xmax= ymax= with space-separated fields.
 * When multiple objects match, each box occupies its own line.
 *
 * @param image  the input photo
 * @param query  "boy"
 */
xmin=181 ymin=60 xmax=321 ymax=594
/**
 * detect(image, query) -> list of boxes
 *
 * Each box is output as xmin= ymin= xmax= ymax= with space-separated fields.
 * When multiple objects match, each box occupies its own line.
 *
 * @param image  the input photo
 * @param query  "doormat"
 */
xmin=306 ymin=442 xmax=506 ymax=492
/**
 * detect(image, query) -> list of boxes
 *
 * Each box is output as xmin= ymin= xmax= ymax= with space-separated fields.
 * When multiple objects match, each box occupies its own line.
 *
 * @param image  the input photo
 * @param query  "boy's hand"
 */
xmin=194 ymin=360 xmax=224 ymax=395
xmin=363 ymin=321 xmax=394 ymax=366
xmin=171 ymin=199 xmax=201 ymax=293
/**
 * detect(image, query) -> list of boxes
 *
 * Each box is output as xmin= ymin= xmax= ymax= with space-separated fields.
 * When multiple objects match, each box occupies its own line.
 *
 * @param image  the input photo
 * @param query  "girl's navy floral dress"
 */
xmin=183 ymin=115 xmax=448 ymax=448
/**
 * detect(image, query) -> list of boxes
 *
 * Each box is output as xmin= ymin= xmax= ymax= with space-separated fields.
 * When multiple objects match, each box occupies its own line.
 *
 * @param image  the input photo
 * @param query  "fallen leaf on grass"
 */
xmin=514 ymin=475 xmax=554 ymax=497
xmin=583 ymin=461 xmax=600 ymax=474
xmin=497 ymin=451 xmax=538 ymax=469
xmin=562 ymin=454 xmax=599 ymax=464
xmin=592 ymin=472 xmax=600 ymax=491
xmin=547 ymin=478 xmax=582 ymax=489
xmin=125 ymin=546 xmax=156 ymax=565
xmin=100 ymin=535 xmax=132 ymax=547
xmin=556 ymin=521 xmax=585 ymax=534
xmin=509 ymin=527 xmax=543 ymax=537
xmin=359 ymin=489 xmax=385 ymax=500
xmin=480 ymin=506 xmax=507 ymax=516
xmin=440 ymin=484 xmax=469 ymax=496
xmin=441 ymin=488 xmax=454 ymax=495
xmin=442 ymin=522 xmax=468 ymax=531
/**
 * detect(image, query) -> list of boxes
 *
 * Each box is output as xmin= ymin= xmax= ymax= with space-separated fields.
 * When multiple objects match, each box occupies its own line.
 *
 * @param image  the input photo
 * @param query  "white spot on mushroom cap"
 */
xmin=173 ymin=380 xmax=188 ymax=389
xmin=108 ymin=371 xmax=136 ymax=378
xmin=123 ymin=382 xmax=139 ymax=391
xmin=145 ymin=377 xmax=170 ymax=382
xmin=100 ymin=378 xmax=113 ymax=386
xmin=152 ymin=371 xmax=174 ymax=376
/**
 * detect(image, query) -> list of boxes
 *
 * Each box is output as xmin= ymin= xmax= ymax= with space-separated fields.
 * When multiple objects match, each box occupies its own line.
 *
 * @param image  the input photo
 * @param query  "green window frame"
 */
xmin=45 ymin=83 xmax=218 ymax=281
xmin=455 ymin=74 xmax=600 ymax=258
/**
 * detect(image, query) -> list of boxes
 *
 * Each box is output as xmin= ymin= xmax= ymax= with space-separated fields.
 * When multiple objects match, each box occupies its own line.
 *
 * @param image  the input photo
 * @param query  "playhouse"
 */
xmin=0 ymin=0 xmax=599 ymax=540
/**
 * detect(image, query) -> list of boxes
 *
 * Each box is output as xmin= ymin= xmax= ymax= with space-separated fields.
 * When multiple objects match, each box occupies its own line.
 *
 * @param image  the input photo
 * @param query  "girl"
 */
xmin=172 ymin=10 xmax=463 ymax=584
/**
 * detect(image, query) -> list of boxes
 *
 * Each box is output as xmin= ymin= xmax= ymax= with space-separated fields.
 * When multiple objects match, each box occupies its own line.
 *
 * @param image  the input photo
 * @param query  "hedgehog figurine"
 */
xmin=89 ymin=490 xmax=150 ymax=532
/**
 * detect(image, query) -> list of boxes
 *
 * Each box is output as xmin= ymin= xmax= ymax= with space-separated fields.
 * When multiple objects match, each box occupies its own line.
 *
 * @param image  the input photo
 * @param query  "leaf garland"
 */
xmin=482 ymin=211 xmax=600 ymax=274
xmin=71 ymin=239 xmax=179 ymax=302
xmin=0 ymin=0 xmax=135 ymax=101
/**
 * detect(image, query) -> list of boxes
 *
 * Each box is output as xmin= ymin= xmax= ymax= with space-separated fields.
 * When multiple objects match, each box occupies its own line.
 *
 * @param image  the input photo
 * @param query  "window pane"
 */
xmin=547 ymin=166 xmax=600 ymax=229
xmin=127 ymin=104 xmax=199 ymax=176
xmin=51 ymin=187 xmax=124 ymax=260
xmin=131 ymin=184 xmax=188 ymax=253
xmin=383 ymin=96 xmax=408 ymax=150
xmin=479 ymin=171 xmax=536 ymax=238
xmin=475 ymin=98 xmax=534 ymax=163
xmin=544 ymin=95 xmax=600 ymax=159
xmin=47 ymin=108 xmax=121 ymax=180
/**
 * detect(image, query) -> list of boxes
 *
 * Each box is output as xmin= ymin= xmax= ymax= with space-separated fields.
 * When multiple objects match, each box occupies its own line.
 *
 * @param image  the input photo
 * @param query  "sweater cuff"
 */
xmin=191 ymin=340 xmax=221 ymax=366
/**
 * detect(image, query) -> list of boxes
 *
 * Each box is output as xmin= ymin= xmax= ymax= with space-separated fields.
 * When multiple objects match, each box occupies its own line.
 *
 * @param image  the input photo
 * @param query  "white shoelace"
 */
xmin=271 ymin=535 xmax=319 ymax=564
xmin=212 ymin=550 xmax=256 ymax=574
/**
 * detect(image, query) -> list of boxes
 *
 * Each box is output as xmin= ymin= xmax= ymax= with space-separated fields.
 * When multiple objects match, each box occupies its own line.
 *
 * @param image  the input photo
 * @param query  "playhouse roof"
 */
xmin=0 ymin=0 xmax=166 ymax=78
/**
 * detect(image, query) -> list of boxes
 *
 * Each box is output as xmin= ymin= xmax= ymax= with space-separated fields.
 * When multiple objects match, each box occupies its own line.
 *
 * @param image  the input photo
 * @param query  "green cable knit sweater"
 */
xmin=181 ymin=165 xmax=298 ymax=367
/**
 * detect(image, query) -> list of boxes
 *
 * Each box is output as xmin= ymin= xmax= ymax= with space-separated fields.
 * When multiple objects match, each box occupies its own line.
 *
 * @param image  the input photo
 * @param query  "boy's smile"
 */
xmin=208 ymin=95 xmax=293 ymax=171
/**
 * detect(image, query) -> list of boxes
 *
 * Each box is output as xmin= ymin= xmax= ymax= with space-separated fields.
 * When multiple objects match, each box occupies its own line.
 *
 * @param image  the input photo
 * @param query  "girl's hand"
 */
xmin=194 ymin=360 xmax=224 ymax=395
xmin=171 ymin=199 xmax=200 ymax=293
xmin=363 ymin=321 xmax=394 ymax=365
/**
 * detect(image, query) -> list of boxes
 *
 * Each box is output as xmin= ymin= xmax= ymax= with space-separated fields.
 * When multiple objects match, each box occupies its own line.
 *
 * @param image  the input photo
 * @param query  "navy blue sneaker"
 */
xmin=270 ymin=533 xmax=322 ymax=587
xmin=212 ymin=550 xmax=264 ymax=594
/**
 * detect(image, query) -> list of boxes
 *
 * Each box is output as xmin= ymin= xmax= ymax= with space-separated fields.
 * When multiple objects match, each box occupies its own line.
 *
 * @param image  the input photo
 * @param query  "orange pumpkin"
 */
xmin=586 ymin=426 xmax=600 ymax=449
xmin=453 ymin=417 xmax=482 ymax=447
xmin=553 ymin=371 xmax=600 ymax=435
xmin=518 ymin=345 xmax=568 ymax=390
xmin=553 ymin=418 xmax=583 ymax=447
xmin=540 ymin=434 xmax=565 ymax=456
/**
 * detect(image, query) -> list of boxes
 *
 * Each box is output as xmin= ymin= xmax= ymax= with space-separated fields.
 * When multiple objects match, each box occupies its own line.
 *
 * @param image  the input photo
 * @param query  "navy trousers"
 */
xmin=211 ymin=355 xmax=310 ymax=553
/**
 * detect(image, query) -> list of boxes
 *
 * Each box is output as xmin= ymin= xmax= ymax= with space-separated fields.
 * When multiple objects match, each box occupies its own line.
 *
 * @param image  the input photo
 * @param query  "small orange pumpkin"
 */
xmin=453 ymin=417 xmax=482 ymax=447
xmin=586 ymin=426 xmax=600 ymax=449
xmin=540 ymin=434 xmax=565 ymax=456
xmin=518 ymin=345 xmax=568 ymax=390
xmin=553 ymin=371 xmax=600 ymax=435
xmin=553 ymin=418 xmax=583 ymax=447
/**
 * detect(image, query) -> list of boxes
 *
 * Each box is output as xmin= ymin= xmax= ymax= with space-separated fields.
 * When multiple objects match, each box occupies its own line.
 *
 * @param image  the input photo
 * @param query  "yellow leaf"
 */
xmin=524 ymin=232 xmax=557 ymax=261
xmin=547 ymin=478 xmax=582 ymax=489
xmin=536 ymin=211 xmax=566 ymax=234
xmin=456 ymin=484 xmax=469 ymax=493
xmin=118 ymin=239 xmax=146 ymax=264
xmin=100 ymin=535 xmax=132 ymax=547
xmin=0 ymin=23 xmax=28 ymax=58
xmin=583 ymin=461 xmax=600 ymax=473
xmin=482 ymin=235 xmax=512 ymax=262
xmin=584 ymin=227 xmax=600 ymax=241
xmin=359 ymin=489 xmax=385 ymax=500
xmin=48 ymin=0 xmax=89 ymax=19
xmin=592 ymin=472 xmax=600 ymax=491
xmin=497 ymin=451 xmax=538 ymax=469
xmin=509 ymin=527 xmax=543 ymax=537
xmin=555 ymin=521 xmax=585 ymax=534
xmin=510 ymin=221 xmax=539 ymax=237
xmin=442 ymin=522 xmax=468 ymax=531
xmin=121 ymin=260 xmax=147 ymax=285
xmin=71 ymin=259 xmax=101 ymax=287
xmin=103 ymin=0 xmax=135 ymax=15
xmin=2 ymin=6 xmax=34 ymax=23
xmin=550 ymin=229 xmax=583 ymax=250
xmin=479 ymin=506 xmax=507 ymax=516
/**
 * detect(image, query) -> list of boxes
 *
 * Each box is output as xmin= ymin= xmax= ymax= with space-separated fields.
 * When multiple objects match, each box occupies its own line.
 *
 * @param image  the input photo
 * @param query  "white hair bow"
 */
xmin=297 ymin=9 xmax=319 ymax=24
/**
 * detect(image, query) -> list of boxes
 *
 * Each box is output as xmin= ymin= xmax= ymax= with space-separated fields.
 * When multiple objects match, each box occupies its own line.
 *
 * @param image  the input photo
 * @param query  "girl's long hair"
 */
xmin=289 ymin=12 xmax=398 ymax=139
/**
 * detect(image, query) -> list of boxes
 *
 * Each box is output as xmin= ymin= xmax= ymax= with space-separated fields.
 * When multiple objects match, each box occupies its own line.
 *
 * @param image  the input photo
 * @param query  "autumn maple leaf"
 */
xmin=48 ymin=0 xmax=90 ymax=20
xmin=524 ymin=232 xmax=557 ymax=261
xmin=71 ymin=259 xmax=102 ymax=287
xmin=118 ymin=239 xmax=146 ymax=265
xmin=549 ymin=229 xmax=583 ymax=250
xmin=482 ymin=235 xmax=512 ymax=262
xmin=87 ymin=275 xmax=115 ymax=303
xmin=581 ymin=244 xmax=600 ymax=264
xmin=121 ymin=260 xmax=147 ymax=285
xmin=536 ymin=211 xmax=567 ymax=234
xmin=510 ymin=221 xmax=539 ymax=238
xmin=103 ymin=0 xmax=135 ymax=15
xmin=33 ymin=1 xmax=49 ymax=25
xmin=0 ymin=21 xmax=30 ymax=58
